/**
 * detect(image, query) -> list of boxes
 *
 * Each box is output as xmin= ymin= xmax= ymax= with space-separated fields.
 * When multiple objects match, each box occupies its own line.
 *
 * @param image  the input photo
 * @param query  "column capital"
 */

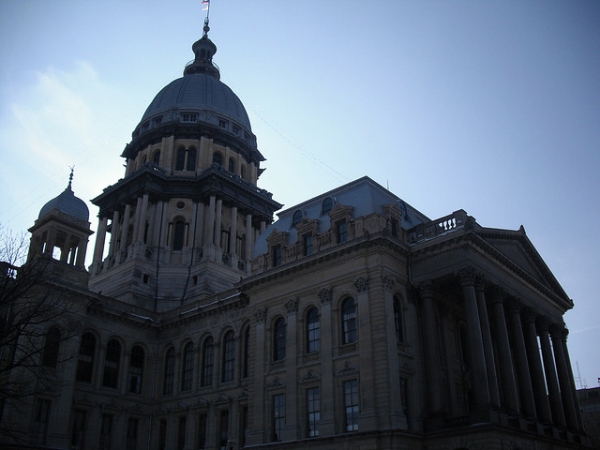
xmin=381 ymin=271 xmax=395 ymax=291
xmin=504 ymin=297 xmax=523 ymax=314
xmin=488 ymin=286 xmax=506 ymax=304
xmin=550 ymin=323 xmax=568 ymax=341
xmin=318 ymin=286 xmax=333 ymax=304
xmin=535 ymin=315 xmax=551 ymax=333
xmin=458 ymin=267 xmax=478 ymax=286
xmin=521 ymin=306 xmax=538 ymax=325
xmin=284 ymin=297 xmax=299 ymax=314
xmin=417 ymin=280 xmax=436 ymax=298
xmin=354 ymin=276 xmax=370 ymax=293
xmin=254 ymin=307 xmax=268 ymax=323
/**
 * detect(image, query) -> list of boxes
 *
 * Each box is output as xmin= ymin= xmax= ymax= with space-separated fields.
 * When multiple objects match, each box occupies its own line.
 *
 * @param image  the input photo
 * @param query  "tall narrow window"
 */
xmin=32 ymin=399 xmax=51 ymax=444
xmin=337 ymin=220 xmax=348 ymax=243
xmin=42 ymin=326 xmax=61 ymax=368
xmin=303 ymin=233 xmax=313 ymax=256
xmin=99 ymin=414 xmax=113 ymax=450
xmin=306 ymin=308 xmax=320 ymax=353
xmin=71 ymin=409 xmax=87 ymax=450
xmin=177 ymin=417 xmax=186 ymax=450
xmin=213 ymin=152 xmax=223 ymax=166
xmin=242 ymin=327 xmax=250 ymax=378
xmin=272 ymin=244 xmax=282 ymax=267
xmin=306 ymin=387 xmax=320 ymax=437
xmin=197 ymin=413 xmax=207 ymax=449
xmin=163 ymin=347 xmax=175 ymax=394
xmin=341 ymin=297 xmax=357 ymax=344
xmin=128 ymin=345 xmax=145 ymax=394
xmin=186 ymin=148 xmax=197 ymax=171
xmin=173 ymin=220 xmax=186 ymax=251
xmin=273 ymin=318 xmax=286 ymax=361
xmin=176 ymin=147 xmax=186 ymax=170
xmin=152 ymin=150 xmax=161 ymax=165
xmin=181 ymin=342 xmax=194 ymax=391
xmin=344 ymin=379 xmax=359 ymax=432
xmin=218 ymin=410 xmax=229 ymax=450
xmin=76 ymin=332 xmax=96 ymax=383
xmin=222 ymin=331 xmax=236 ymax=382
xmin=272 ymin=394 xmax=285 ymax=442
xmin=201 ymin=337 xmax=215 ymax=387
xmin=228 ymin=157 xmax=235 ymax=173
xmin=393 ymin=295 xmax=404 ymax=343
xmin=126 ymin=418 xmax=138 ymax=450
xmin=103 ymin=339 xmax=121 ymax=388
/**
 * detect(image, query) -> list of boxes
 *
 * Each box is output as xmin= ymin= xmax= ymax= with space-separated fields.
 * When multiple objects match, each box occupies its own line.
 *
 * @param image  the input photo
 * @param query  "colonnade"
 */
xmin=91 ymin=193 xmax=266 ymax=273
xmin=418 ymin=268 xmax=582 ymax=432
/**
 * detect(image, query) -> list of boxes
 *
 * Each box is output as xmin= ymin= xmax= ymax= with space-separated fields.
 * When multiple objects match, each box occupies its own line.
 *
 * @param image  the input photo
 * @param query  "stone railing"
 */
xmin=407 ymin=209 xmax=470 ymax=244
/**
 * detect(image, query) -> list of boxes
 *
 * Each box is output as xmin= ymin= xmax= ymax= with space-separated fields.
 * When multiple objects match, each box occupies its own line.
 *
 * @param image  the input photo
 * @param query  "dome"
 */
xmin=39 ymin=187 xmax=89 ymax=222
xmin=140 ymin=73 xmax=252 ymax=131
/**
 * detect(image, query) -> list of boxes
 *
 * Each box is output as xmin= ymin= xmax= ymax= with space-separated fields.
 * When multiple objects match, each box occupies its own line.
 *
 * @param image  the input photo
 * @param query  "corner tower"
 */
xmin=89 ymin=19 xmax=281 ymax=311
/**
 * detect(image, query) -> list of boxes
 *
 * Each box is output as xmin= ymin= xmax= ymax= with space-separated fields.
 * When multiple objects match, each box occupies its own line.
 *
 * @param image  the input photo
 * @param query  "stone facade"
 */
xmin=0 ymin=16 xmax=593 ymax=450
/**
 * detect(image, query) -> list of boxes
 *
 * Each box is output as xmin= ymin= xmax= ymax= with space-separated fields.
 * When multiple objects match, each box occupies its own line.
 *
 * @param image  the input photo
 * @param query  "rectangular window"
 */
xmin=272 ymin=394 xmax=285 ymax=442
xmin=303 ymin=233 xmax=313 ymax=256
xmin=218 ymin=410 xmax=229 ymax=450
xmin=344 ymin=380 xmax=359 ymax=432
xmin=337 ymin=220 xmax=347 ymax=243
xmin=306 ymin=387 xmax=320 ymax=437
xmin=272 ymin=244 xmax=282 ymax=267
xmin=197 ymin=413 xmax=207 ymax=449
xmin=126 ymin=418 xmax=138 ymax=450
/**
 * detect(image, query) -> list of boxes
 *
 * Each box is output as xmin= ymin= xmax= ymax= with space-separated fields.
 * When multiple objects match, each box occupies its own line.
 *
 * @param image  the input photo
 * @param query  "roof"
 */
xmin=38 ymin=187 xmax=89 ymax=222
xmin=252 ymin=176 xmax=429 ymax=257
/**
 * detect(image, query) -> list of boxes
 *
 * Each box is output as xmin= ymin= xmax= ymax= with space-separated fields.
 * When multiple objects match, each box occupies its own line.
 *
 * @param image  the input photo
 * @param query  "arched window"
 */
xmin=306 ymin=308 xmax=320 ymax=353
xmin=181 ymin=342 xmax=194 ymax=391
xmin=128 ymin=345 xmax=145 ymax=394
xmin=228 ymin=157 xmax=235 ymax=173
xmin=240 ymin=165 xmax=246 ymax=180
xmin=76 ymin=332 xmax=96 ymax=383
xmin=102 ymin=339 xmax=122 ymax=388
xmin=273 ymin=317 xmax=286 ymax=361
xmin=186 ymin=148 xmax=197 ymax=171
xmin=152 ymin=150 xmax=161 ymax=165
xmin=201 ymin=337 xmax=214 ymax=387
xmin=176 ymin=147 xmax=186 ymax=170
xmin=42 ymin=326 xmax=61 ymax=368
xmin=341 ymin=297 xmax=357 ymax=344
xmin=212 ymin=152 xmax=223 ymax=166
xmin=163 ymin=347 xmax=175 ymax=395
xmin=393 ymin=295 xmax=404 ymax=343
xmin=242 ymin=326 xmax=250 ymax=378
xmin=173 ymin=220 xmax=186 ymax=250
xmin=222 ymin=331 xmax=236 ymax=382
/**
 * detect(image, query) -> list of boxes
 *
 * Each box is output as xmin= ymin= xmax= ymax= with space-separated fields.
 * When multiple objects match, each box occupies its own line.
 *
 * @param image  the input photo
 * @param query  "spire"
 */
xmin=67 ymin=165 xmax=74 ymax=191
xmin=183 ymin=14 xmax=220 ymax=79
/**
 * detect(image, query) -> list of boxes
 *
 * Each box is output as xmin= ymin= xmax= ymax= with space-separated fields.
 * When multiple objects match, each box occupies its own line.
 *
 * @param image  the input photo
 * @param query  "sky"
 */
xmin=0 ymin=1 xmax=598 ymax=387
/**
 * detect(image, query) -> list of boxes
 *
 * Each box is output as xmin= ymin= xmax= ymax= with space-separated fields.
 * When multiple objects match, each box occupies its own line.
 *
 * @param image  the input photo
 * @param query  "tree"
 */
xmin=0 ymin=225 xmax=80 ymax=442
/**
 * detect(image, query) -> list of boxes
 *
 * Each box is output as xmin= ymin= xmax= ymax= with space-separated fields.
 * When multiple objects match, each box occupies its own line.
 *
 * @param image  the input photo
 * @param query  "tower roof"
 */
xmin=38 ymin=172 xmax=89 ymax=222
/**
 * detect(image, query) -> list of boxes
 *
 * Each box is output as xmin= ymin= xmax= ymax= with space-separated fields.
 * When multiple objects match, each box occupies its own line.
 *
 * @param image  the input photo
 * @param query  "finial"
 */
xmin=203 ymin=17 xmax=210 ymax=37
xmin=202 ymin=0 xmax=211 ymax=35
xmin=68 ymin=165 xmax=74 ymax=191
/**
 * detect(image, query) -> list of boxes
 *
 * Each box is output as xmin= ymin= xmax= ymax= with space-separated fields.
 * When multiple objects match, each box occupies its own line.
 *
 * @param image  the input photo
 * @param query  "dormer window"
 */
xmin=337 ymin=220 xmax=348 ymax=244
xmin=219 ymin=119 xmax=228 ymax=129
xmin=272 ymin=244 xmax=282 ymax=267
xmin=322 ymin=197 xmax=333 ymax=215
xmin=303 ymin=234 xmax=313 ymax=256
xmin=182 ymin=113 xmax=198 ymax=122
xmin=292 ymin=210 xmax=303 ymax=227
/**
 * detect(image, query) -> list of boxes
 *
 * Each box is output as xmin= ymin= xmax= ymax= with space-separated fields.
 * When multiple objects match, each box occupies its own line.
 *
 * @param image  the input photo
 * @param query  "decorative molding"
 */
xmin=299 ymin=369 xmax=321 ymax=383
xmin=335 ymin=360 xmax=358 ymax=376
xmin=458 ymin=267 xmax=477 ymax=287
xmin=214 ymin=394 xmax=231 ymax=404
xmin=265 ymin=376 xmax=284 ymax=390
xmin=354 ymin=276 xmax=370 ymax=293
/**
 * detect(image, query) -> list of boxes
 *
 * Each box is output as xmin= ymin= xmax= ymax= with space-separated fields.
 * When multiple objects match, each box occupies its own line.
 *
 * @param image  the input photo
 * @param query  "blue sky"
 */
xmin=1 ymin=1 xmax=599 ymax=387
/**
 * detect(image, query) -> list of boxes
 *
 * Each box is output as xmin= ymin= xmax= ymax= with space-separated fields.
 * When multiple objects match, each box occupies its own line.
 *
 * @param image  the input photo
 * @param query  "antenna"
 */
xmin=576 ymin=361 xmax=587 ymax=389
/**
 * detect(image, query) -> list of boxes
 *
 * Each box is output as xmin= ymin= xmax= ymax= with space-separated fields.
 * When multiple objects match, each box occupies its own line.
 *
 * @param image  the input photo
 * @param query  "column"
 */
xmin=120 ymin=204 xmax=132 ymax=251
xmin=489 ymin=289 xmax=519 ymax=413
xmin=562 ymin=331 xmax=583 ymax=430
xmin=75 ymin=240 xmax=87 ymax=268
xmin=458 ymin=269 xmax=490 ymax=409
xmin=522 ymin=308 xmax=552 ymax=423
xmin=317 ymin=286 xmax=335 ymax=436
xmin=550 ymin=324 xmax=578 ymax=429
xmin=283 ymin=297 xmax=298 ymax=440
xmin=506 ymin=300 xmax=536 ymax=418
xmin=109 ymin=210 xmax=120 ymax=256
xmin=418 ymin=282 xmax=444 ymax=417
xmin=245 ymin=214 xmax=253 ymax=272
xmin=93 ymin=216 xmax=108 ymax=264
xmin=205 ymin=196 xmax=216 ymax=247
xmin=354 ymin=276 xmax=378 ymax=430
xmin=537 ymin=317 xmax=565 ymax=427
xmin=215 ymin=199 xmax=223 ymax=249
xmin=132 ymin=197 xmax=143 ymax=243
xmin=60 ymin=233 xmax=72 ymax=263
xmin=136 ymin=194 xmax=149 ymax=242
xmin=475 ymin=282 xmax=500 ymax=407
xmin=229 ymin=207 xmax=238 ymax=253
xmin=248 ymin=308 xmax=267 ymax=445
